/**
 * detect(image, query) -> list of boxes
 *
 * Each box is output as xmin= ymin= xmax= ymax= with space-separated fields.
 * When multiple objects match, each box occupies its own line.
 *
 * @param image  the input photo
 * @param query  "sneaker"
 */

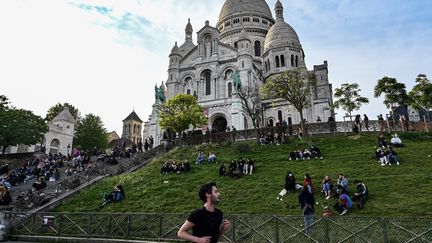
xmin=396 ymin=162 xmax=400 ymax=165
xmin=276 ymin=197 xmax=280 ymax=200
xmin=380 ymin=163 xmax=386 ymax=166
xmin=325 ymin=195 xmax=331 ymax=200
xmin=280 ymin=198 xmax=283 ymax=201
xmin=341 ymin=209 xmax=348 ymax=216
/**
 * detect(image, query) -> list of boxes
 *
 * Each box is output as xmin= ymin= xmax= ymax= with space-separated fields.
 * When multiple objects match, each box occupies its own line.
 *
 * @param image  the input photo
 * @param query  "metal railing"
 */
xmin=174 ymin=120 xmax=431 ymax=146
xmin=6 ymin=212 xmax=432 ymax=243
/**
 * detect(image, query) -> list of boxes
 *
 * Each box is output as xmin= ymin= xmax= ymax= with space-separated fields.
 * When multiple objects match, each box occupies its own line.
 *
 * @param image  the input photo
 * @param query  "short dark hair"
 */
xmin=198 ymin=182 xmax=216 ymax=203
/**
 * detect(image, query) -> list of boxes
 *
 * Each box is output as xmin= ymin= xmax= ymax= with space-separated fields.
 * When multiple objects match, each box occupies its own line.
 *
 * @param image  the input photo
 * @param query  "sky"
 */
xmin=1 ymin=0 xmax=431 ymax=134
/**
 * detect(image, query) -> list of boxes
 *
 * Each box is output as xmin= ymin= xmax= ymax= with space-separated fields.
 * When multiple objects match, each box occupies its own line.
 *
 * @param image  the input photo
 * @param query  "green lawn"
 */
xmin=54 ymin=132 xmax=432 ymax=217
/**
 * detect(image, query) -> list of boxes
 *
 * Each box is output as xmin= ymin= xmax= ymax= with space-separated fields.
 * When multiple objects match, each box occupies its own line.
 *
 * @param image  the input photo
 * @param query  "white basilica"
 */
xmin=144 ymin=0 xmax=334 ymax=145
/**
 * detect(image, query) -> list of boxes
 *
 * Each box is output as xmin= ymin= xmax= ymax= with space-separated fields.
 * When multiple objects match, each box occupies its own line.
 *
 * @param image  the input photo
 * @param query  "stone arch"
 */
xmin=212 ymin=117 xmax=227 ymax=133
xmin=50 ymin=138 xmax=60 ymax=154
xmin=220 ymin=64 xmax=237 ymax=79
xmin=180 ymin=72 xmax=196 ymax=83
xmin=267 ymin=117 xmax=275 ymax=127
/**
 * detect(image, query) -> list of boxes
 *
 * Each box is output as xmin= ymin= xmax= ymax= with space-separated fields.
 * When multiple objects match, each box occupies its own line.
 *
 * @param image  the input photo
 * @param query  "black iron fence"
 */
xmin=6 ymin=212 xmax=432 ymax=243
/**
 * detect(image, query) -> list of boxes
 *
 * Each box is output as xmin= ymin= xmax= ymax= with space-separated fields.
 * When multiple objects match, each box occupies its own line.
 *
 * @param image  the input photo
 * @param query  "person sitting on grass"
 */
xmin=390 ymin=134 xmax=403 ymax=147
xmin=321 ymin=175 xmax=333 ymax=200
xmin=208 ymin=152 xmax=217 ymax=163
xmin=387 ymin=146 xmax=400 ymax=165
xmin=310 ymin=146 xmax=323 ymax=159
xmin=277 ymin=171 xmax=302 ymax=201
xmin=336 ymin=174 xmax=349 ymax=194
xmin=334 ymin=186 xmax=352 ymax=215
xmin=303 ymin=173 xmax=315 ymax=194
xmin=219 ymin=162 xmax=227 ymax=176
xmin=196 ymin=151 xmax=205 ymax=164
xmin=101 ymin=185 xmax=125 ymax=208
xmin=352 ymin=180 xmax=368 ymax=209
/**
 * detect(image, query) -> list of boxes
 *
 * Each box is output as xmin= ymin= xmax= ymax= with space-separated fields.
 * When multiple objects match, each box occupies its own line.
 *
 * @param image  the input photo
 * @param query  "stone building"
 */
xmin=144 ymin=0 xmax=334 ymax=145
xmin=122 ymin=111 xmax=143 ymax=144
xmin=3 ymin=107 xmax=76 ymax=155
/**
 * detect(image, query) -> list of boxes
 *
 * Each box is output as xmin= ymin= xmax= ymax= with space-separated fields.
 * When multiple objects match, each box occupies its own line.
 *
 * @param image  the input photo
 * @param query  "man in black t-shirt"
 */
xmin=178 ymin=182 xmax=231 ymax=243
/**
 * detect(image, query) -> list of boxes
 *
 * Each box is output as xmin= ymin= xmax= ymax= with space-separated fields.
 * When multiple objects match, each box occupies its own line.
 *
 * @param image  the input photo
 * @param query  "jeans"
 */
xmin=304 ymin=214 xmax=313 ymax=235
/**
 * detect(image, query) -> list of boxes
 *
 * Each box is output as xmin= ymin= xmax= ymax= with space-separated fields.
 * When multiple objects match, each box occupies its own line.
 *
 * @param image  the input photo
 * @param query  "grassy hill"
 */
xmin=54 ymin=132 xmax=432 ymax=217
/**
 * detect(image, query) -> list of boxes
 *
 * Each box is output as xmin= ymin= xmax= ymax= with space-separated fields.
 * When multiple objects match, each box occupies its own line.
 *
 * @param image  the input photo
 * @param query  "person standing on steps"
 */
xmin=178 ymin=182 xmax=231 ymax=243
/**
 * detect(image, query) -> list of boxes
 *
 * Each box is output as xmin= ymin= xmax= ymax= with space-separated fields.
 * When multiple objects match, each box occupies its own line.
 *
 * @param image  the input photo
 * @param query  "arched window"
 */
xmin=184 ymin=76 xmax=192 ymax=84
xmin=275 ymin=56 xmax=280 ymax=68
xmin=280 ymin=55 xmax=285 ymax=67
xmin=254 ymin=41 xmax=261 ymax=56
xmin=291 ymin=55 xmax=294 ymax=67
xmin=278 ymin=110 xmax=283 ymax=122
xmin=295 ymin=55 xmax=299 ymax=67
xmin=228 ymin=83 xmax=232 ymax=97
xmin=269 ymin=119 xmax=274 ymax=127
xmin=203 ymin=70 xmax=212 ymax=95
xmin=187 ymin=89 xmax=191 ymax=94
xmin=234 ymin=42 xmax=238 ymax=49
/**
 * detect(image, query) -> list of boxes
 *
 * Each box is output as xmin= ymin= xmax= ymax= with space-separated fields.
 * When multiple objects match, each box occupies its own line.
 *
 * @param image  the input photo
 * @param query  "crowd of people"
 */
xmin=219 ymin=158 xmax=255 ymax=179
xmin=288 ymin=145 xmax=323 ymax=160
xmin=375 ymin=133 xmax=403 ymax=166
xmin=160 ymin=160 xmax=191 ymax=175
xmin=258 ymin=132 xmax=289 ymax=145
xmin=277 ymin=171 xmax=368 ymax=217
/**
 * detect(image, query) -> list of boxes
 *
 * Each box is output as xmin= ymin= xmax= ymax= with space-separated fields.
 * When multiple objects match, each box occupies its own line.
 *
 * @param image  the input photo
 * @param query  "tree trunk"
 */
xmin=299 ymin=111 xmax=305 ymax=137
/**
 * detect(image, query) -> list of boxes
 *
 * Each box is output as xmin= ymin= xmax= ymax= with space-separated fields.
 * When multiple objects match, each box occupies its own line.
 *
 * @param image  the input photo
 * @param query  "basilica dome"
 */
xmin=264 ymin=1 xmax=301 ymax=52
xmin=218 ymin=0 xmax=273 ymax=22
xmin=264 ymin=21 xmax=301 ymax=51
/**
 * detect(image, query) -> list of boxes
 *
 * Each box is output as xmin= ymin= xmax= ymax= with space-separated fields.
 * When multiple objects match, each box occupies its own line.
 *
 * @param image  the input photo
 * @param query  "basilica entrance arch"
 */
xmin=212 ymin=117 xmax=227 ymax=132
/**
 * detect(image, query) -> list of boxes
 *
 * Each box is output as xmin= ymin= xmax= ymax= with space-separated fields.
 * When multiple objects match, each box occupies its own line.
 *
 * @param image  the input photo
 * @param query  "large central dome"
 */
xmin=218 ymin=0 xmax=273 ymax=23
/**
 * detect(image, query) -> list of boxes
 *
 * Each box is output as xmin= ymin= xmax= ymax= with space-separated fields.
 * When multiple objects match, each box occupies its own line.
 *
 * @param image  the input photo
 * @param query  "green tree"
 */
xmin=46 ymin=102 xmax=80 ymax=121
xmin=0 ymin=96 xmax=48 ymax=154
xmin=408 ymin=74 xmax=432 ymax=119
xmin=374 ymin=76 xmax=409 ymax=119
xmin=158 ymin=94 xmax=206 ymax=139
xmin=261 ymin=69 xmax=316 ymax=132
xmin=74 ymin=114 xmax=108 ymax=152
xmin=333 ymin=83 xmax=369 ymax=120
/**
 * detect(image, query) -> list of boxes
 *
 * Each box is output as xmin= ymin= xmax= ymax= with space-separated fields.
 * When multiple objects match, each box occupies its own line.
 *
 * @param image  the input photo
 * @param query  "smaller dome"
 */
xmin=264 ymin=21 xmax=301 ymax=51
xmin=264 ymin=1 xmax=301 ymax=52
xmin=170 ymin=42 xmax=181 ymax=55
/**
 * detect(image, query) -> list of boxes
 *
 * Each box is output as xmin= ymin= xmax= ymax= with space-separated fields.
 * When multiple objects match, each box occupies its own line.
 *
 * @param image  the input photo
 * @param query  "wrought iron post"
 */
xmin=324 ymin=217 xmax=330 ymax=243
xmin=381 ymin=217 xmax=388 ymax=243
xmin=274 ymin=216 xmax=279 ymax=243
xmin=57 ymin=213 xmax=63 ymax=237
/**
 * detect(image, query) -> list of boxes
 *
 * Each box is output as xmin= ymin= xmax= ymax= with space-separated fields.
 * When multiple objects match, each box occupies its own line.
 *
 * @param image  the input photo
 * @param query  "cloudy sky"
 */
xmin=1 ymin=0 xmax=431 ymax=134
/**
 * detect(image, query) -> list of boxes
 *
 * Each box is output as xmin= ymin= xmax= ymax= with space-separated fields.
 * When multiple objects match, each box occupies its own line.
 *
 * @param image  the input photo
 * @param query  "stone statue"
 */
xmin=154 ymin=83 xmax=166 ymax=103
xmin=230 ymin=71 xmax=242 ymax=91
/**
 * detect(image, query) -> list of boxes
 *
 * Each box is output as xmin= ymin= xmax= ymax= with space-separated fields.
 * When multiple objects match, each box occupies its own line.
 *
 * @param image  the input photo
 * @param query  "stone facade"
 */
xmin=143 ymin=0 xmax=334 ymax=145
xmin=122 ymin=111 xmax=143 ymax=144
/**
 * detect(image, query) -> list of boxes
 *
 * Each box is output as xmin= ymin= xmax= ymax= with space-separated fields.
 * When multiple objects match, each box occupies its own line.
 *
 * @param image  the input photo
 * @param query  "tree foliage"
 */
xmin=374 ymin=77 xmax=408 ymax=115
xmin=0 ymin=95 xmax=48 ymax=154
xmin=46 ymin=102 xmax=80 ymax=121
xmin=333 ymin=83 xmax=369 ymax=120
xmin=261 ymin=69 xmax=316 ymax=132
xmin=74 ymin=114 xmax=108 ymax=152
xmin=408 ymin=74 xmax=432 ymax=113
xmin=237 ymin=83 xmax=262 ymax=128
xmin=158 ymin=94 xmax=207 ymax=138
